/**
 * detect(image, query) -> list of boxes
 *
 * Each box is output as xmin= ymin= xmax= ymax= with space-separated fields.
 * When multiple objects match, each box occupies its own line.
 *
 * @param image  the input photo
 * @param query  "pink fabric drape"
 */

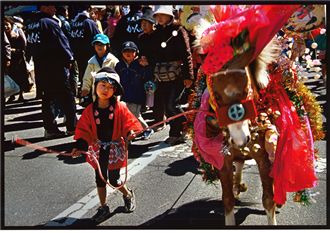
xmin=193 ymin=89 xmax=225 ymax=170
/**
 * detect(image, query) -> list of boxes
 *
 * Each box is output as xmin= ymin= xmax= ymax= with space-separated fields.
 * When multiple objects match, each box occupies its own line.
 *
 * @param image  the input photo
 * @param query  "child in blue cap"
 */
xmin=80 ymin=34 xmax=119 ymax=105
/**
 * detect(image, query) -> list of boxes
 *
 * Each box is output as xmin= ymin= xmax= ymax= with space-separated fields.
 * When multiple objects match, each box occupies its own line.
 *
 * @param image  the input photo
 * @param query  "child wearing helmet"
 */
xmin=80 ymin=34 xmax=119 ymax=106
xmin=72 ymin=67 xmax=143 ymax=224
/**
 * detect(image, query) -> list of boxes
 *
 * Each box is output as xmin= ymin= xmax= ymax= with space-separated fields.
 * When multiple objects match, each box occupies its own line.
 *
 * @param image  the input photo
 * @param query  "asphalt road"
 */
xmin=2 ymin=71 xmax=327 ymax=229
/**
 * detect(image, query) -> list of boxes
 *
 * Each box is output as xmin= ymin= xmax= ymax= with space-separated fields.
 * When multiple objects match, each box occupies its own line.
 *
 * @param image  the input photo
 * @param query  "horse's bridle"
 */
xmin=207 ymin=67 xmax=258 ymax=128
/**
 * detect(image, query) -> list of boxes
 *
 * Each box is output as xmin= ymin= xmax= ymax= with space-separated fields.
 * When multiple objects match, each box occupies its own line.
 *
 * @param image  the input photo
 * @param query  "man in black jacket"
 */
xmin=70 ymin=5 xmax=100 ymax=87
xmin=151 ymin=5 xmax=194 ymax=145
xmin=25 ymin=5 xmax=77 ymax=138
xmin=4 ymin=32 xmax=11 ymax=73
xmin=111 ymin=5 xmax=143 ymax=57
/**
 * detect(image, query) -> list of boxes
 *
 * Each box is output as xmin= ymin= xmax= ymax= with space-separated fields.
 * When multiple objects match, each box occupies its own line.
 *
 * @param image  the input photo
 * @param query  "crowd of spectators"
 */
xmin=3 ymin=5 xmax=197 ymax=145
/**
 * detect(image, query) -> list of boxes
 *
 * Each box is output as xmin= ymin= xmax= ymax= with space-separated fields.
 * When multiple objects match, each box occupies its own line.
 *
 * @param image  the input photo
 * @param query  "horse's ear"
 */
xmin=251 ymin=38 xmax=281 ymax=89
xmin=192 ymin=16 xmax=214 ymax=55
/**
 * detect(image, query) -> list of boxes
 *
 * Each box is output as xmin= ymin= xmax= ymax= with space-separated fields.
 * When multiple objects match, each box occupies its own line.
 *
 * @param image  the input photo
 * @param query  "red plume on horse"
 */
xmin=188 ymin=5 xmax=322 ymax=225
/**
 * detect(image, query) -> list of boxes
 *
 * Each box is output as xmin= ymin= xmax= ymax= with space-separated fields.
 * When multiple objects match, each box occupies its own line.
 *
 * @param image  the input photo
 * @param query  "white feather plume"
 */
xmin=254 ymin=38 xmax=281 ymax=89
xmin=192 ymin=16 xmax=214 ymax=52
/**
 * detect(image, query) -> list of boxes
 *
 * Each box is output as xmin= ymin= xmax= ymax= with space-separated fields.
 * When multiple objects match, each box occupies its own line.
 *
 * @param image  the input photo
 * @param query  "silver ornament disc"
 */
xmin=228 ymin=103 xmax=245 ymax=121
xmin=161 ymin=42 xmax=167 ymax=48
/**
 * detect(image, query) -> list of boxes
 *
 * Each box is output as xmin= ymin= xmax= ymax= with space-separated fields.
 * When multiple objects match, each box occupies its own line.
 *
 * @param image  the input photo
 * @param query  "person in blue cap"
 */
xmin=80 ymin=33 xmax=119 ymax=106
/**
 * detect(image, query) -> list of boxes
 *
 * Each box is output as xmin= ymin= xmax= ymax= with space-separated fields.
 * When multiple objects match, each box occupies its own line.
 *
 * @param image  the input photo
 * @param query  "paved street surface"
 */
xmin=2 ymin=69 xmax=327 ymax=229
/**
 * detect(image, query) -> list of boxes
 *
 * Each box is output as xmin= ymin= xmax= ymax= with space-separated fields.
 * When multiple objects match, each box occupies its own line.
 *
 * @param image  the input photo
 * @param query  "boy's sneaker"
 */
xmin=91 ymin=205 xmax=111 ymax=223
xmin=143 ymin=129 xmax=154 ymax=140
xmin=44 ymin=129 xmax=66 ymax=139
xmin=123 ymin=189 xmax=136 ymax=212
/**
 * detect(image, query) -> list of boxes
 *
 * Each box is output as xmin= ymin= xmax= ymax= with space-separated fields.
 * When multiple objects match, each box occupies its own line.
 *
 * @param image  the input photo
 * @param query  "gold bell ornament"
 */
xmin=267 ymin=108 xmax=273 ymax=115
xmin=241 ymin=147 xmax=250 ymax=156
xmin=252 ymin=144 xmax=261 ymax=153
xmin=251 ymin=132 xmax=259 ymax=141
xmin=259 ymin=112 xmax=268 ymax=121
xmin=273 ymin=110 xmax=281 ymax=119
xmin=265 ymin=128 xmax=278 ymax=159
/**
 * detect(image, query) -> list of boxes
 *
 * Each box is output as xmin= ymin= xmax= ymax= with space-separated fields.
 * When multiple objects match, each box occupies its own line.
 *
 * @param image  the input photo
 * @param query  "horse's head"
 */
xmin=206 ymin=37 xmax=280 ymax=148
xmin=208 ymin=66 xmax=257 ymax=148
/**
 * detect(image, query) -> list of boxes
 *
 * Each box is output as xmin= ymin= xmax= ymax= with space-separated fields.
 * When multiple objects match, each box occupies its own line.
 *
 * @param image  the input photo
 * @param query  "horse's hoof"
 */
xmin=239 ymin=183 xmax=247 ymax=192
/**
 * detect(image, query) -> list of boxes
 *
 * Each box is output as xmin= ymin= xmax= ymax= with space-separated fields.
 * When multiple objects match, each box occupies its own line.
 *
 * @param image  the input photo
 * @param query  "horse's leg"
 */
xmin=219 ymin=157 xmax=236 ymax=225
xmin=255 ymin=154 xmax=276 ymax=225
xmin=233 ymin=160 xmax=246 ymax=199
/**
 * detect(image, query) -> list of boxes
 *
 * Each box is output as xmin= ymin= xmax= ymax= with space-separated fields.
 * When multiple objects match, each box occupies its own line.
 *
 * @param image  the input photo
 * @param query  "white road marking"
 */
xmin=45 ymin=142 xmax=170 ymax=226
xmin=315 ymin=158 xmax=326 ymax=173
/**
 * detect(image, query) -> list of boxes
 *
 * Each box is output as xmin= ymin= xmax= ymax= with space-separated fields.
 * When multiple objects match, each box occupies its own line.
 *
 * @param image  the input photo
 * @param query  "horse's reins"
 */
xmin=13 ymin=109 xmax=216 ymax=190
xmin=14 ymin=136 xmax=126 ymax=190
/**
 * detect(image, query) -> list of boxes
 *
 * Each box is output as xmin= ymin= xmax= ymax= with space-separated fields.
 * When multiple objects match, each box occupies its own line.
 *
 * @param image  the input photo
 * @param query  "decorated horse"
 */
xmin=185 ymin=5 xmax=324 ymax=225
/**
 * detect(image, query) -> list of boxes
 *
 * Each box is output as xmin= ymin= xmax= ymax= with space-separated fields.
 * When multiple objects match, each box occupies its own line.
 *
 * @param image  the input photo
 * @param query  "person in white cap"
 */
xmin=150 ymin=5 xmax=194 ymax=145
xmin=72 ymin=67 xmax=143 ymax=224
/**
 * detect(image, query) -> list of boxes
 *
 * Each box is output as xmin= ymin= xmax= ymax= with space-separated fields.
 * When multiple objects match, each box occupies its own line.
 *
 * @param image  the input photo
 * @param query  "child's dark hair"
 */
xmin=94 ymin=67 xmax=124 ymax=96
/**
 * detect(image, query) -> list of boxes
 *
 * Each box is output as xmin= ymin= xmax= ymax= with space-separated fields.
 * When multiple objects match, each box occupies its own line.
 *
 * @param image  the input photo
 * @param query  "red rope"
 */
xmin=14 ymin=136 xmax=125 ymax=190
xmin=13 ymin=109 xmax=215 ymax=189
xmin=134 ymin=109 xmax=216 ymax=136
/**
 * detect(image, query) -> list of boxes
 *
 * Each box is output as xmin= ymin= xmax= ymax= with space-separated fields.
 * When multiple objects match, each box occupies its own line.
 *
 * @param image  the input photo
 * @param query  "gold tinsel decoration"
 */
xmin=296 ymin=82 xmax=325 ymax=141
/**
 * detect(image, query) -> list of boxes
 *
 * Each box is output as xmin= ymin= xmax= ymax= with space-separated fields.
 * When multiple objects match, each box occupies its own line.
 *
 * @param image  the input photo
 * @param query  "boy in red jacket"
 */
xmin=71 ymin=67 xmax=143 ymax=224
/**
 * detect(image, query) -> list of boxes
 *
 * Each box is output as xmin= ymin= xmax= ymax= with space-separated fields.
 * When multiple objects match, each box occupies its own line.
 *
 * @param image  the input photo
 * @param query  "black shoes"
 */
xmin=164 ymin=136 xmax=186 ymax=146
xmin=65 ymin=130 xmax=75 ymax=136
xmin=91 ymin=205 xmax=111 ymax=224
xmin=44 ymin=129 xmax=66 ymax=139
xmin=44 ymin=129 xmax=75 ymax=139
xmin=91 ymin=189 xmax=136 ymax=224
